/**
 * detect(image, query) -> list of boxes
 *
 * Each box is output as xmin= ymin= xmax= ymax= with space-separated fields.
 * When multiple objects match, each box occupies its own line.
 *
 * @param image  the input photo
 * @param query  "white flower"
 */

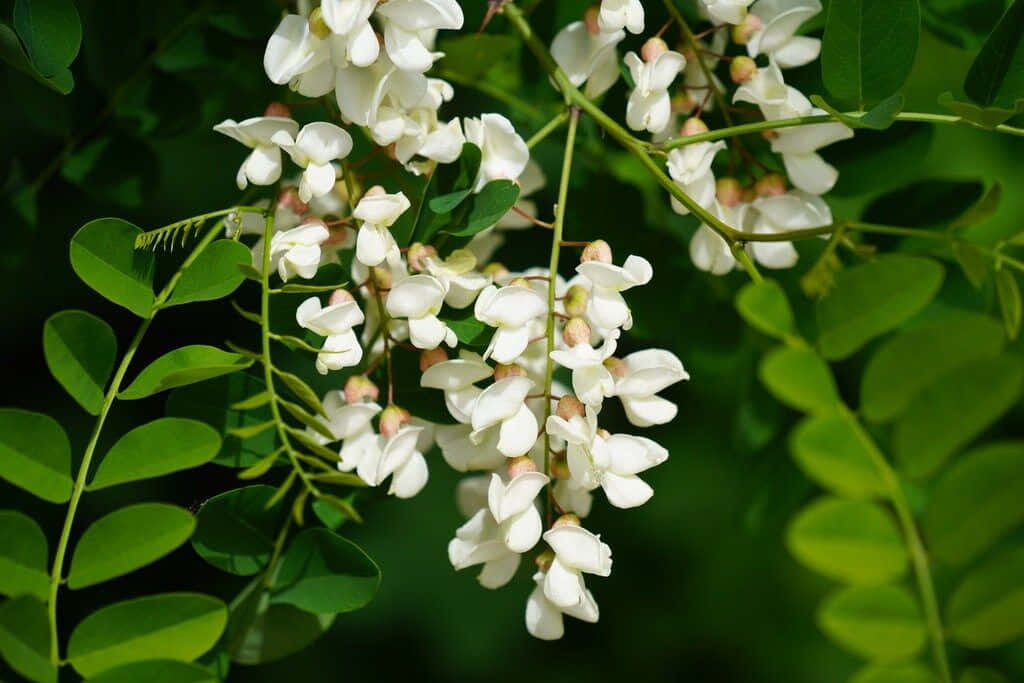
xmin=613 ymin=349 xmax=689 ymax=427
xmin=339 ymin=429 xmax=382 ymax=480
xmin=456 ymin=475 xmax=491 ymax=517
xmin=699 ymin=0 xmax=755 ymax=24
xmin=746 ymin=190 xmax=832 ymax=269
xmin=463 ymin=114 xmax=530 ymax=192
xmin=474 ymin=284 xmax=548 ymax=364
xmin=575 ymin=255 xmax=653 ymax=331
xmin=420 ymin=350 xmax=494 ymax=423
xmin=365 ymin=425 xmax=429 ymax=498
xmin=306 ymin=391 xmax=380 ymax=445
xmin=272 ymin=122 xmax=354 ymax=202
xmin=690 ymin=200 xmax=748 ymax=275
xmin=322 ymin=0 xmax=380 ymax=67
xmin=549 ymin=330 xmax=620 ymax=407
xmin=624 ymin=50 xmax=686 ymax=134
xmin=266 ymin=223 xmax=330 ymax=281
xmin=488 ymin=471 xmax=549 ymax=552
xmin=264 ymin=15 xmax=329 ymax=87
xmin=542 ymin=524 xmax=612 ymax=608
xmin=334 ymin=54 xmax=428 ymax=130
xmin=469 ymin=376 xmax=540 ymax=458
xmin=213 ymin=117 xmax=299 ymax=190
xmin=599 ymin=0 xmax=644 ymax=34
xmin=435 ymin=424 xmax=506 ymax=471
xmin=553 ymin=478 xmax=594 ymax=518
xmin=375 ymin=0 xmax=464 ymax=72
xmin=423 ymin=249 xmax=491 ymax=309
xmin=386 ymin=274 xmax=458 ymax=349
xmin=747 ymin=0 xmax=822 ymax=69
xmin=546 ymin=408 xmax=669 ymax=508
xmin=666 ymin=141 xmax=726 ymax=215
xmin=525 ymin=569 xmax=599 ymax=640
xmin=448 ymin=508 xmax=522 ymax=588
xmin=550 ymin=21 xmax=624 ymax=99
xmin=296 ymin=296 xmax=365 ymax=373
xmin=354 ymin=190 xmax=411 ymax=267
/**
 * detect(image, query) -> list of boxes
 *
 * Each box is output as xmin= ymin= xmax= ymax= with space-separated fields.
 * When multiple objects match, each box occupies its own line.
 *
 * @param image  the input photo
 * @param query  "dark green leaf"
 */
xmin=165 ymin=240 xmax=251 ymax=307
xmin=735 ymin=279 xmax=795 ymax=340
xmin=959 ymin=667 xmax=1009 ymax=683
xmin=811 ymin=94 xmax=905 ymax=130
xmin=947 ymin=544 xmax=1024 ymax=648
xmin=119 ymin=345 xmax=253 ymax=400
xmin=88 ymin=418 xmax=220 ymax=490
xmin=61 ymin=135 xmax=159 ymax=207
xmin=85 ymin=659 xmax=218 ymax=683
xmin=192 ymin=486 xmax=289 ymax=576
xmin=14 ymin=0 xmax=81 ymax=77
xmin=0 ymin=408 xmax=72 ymax=503
xmin=951 ymin=183 xmax=1002 ymax=231
xmin=994 ymin=269 xmax=1022 ymax=339
xmin=818 ymin=584 xmax=926 ymax=661
xmin=0 ymin=596 xmax=56 ymax=683
xmin=937 ymin=91 xmax=1024 ymax=129
xmin=70 ymin=218 xmax=155 ymax=318
xmin=443 ymin=308 xmax=492 ymax=347
xmin=922 ymin=0 xmax=1009 ymax=50
xmin=953 ymin=242 xmax=990 ymax=288
xmin=964 ymin=0 xmax=1024 ymax=108
xmin=790 ymin=413 xmax=886 ymax=498
xmin=759 ymin=346 xmax=840 ymax=414
xmin=0 ymin=510 xmax=49 ymax=601
xmin=0 ymin=24 xmax=73 ymax=93
xmin=43 ymin=310 xmax=117 ymax=415
xmin=442 ymin=180 xmax=521 ymax=237
xmin=270 ymin=528 xmax=380 ymax=613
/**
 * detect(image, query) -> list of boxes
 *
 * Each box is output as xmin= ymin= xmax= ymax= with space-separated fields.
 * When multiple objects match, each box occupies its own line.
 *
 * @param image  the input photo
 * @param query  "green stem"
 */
xmin=137 ymin=206 xmax=267 ymax=249
xmin=263 ymin=514 xmax=293 ymax=589
xmin=542 ymin=108 xmax=579 ymax=525
xmin=731 ymin=243 xmax=763 ymax=282
xmin=46 ymin=217 xmax=228 ymax=665
xmin=527 ymin=110 xmax=570 ymax=149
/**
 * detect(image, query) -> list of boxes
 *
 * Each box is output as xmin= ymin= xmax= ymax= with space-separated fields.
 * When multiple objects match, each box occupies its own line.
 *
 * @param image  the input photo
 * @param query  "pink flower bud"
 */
xmin=379 ymin=405 xmax=411 ymax=438
xmin=603 ymin=356 xmax=628 ymax=378
xmin=264 ymin=102 xmax=293 ymax=119
xmin=276 ymin=186 xmax=308 ymax=215
xmin=563 ymin=284 xmax=589 ymax=318
xmin=562 ymin=317 xmax=592 ymax=347
xmin=507 ymin=456 xmax=538 ymax=479
xmin=641 ymin=37 xmax=669 ymax=62
xmin=555 ymin=395 xmax=586 ymax=421
xmin=681 ymin=117 xmax=709 ymax=137
xmin=419 ymin=347 xmax=448 ymax=372
xmin=329 ymin=289 xmax=355 ymax=306
xmin=552 ymin=513 xmax=581 ymax=529
xmin=731 ymin=13 xmax=763 ymax=45
xmin=535 ymin=549 xmax=555 ymax=572
xmin=755 ymin=172 xmax=787 ymax=197
xmin=407 ymin=242 xmax=438 ymax=272
xmin=716 ymin=177 xmax=744 ymax=207
xmin=308 ymin=8 xmax=330 ymax=39
xmin=729 ymin=56 xmax=758 ymax=84
xmin=494 ymin=363 xmax=527 ymax=381
xmin=580 ymin=239 xmax=612 ymax=264
xmin=344 ymin=375 xmax=380 ymax=404
xmin=583 ymin=5 xmax=601 ymax=35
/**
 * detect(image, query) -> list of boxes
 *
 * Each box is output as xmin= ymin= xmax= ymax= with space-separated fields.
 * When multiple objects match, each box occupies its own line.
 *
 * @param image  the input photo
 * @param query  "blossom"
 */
xmin=213 ymin=117 xmax=299 ymax=190
xmin=553 ymin=477 xmax=594 ymax=518
xmin=272 ymin=122 xmax=353 ymax=202
xmin=474 ymin=284 xmax=548 ymax=364
xmin=266 ymin=222 xmax=330 ymax=281
xmin=550 ymin=330 xmax=619 ymax=407
xmin=488 ymin=471 xmax=549 ymax=552
xmin=468 ymin=377 xmax=539 ymax=458
xmin=525 ymin=569 xmax=599 ymax=640
xmin=666 ymin=141 xmax=727 ymax=215
xmin=746 ymin=0 xmax=822 ymax=69
xmin=386 ymin=274 xmax=458 ymax=349
xmin=423 ymin=249 xmax=490 ymax=309
xmin=354 ymin=190 xmax=411 ymax=267
xmin=699 ymin=0 xmax=755 ymax=24
xmin=310 ymin=390 xmax=380 ymax=446
xmin=264 ymin=15 xmax=329 ymax=88
xmin=435 ymin=424 xmax=506 ymax=471
xmin=624 ymin=49 xmax=686 ymax=134
xmin=420 ymin=350 xmax=494 ymax=423
xmin=296 ymin=295 xmax=365 ymax=373
xmin=322 ymin=0 xmax=380 ymax=67
xmin=334 ymin=53 xmax=428 ymax=134
xmin=542 ymin=523 xmax=612 ymax=608
xmin=375 ymin=425 xmax=430 ymax=498
xmin=463 ymin=114 xmax=530 ymax=192
xmin=375 ymin=0 xmax=464 ymax=72
xmin=599 ymin=0 xmax=644 ymax=34
xmin=746 ymin=190 xmax=831 ymax=269
xmin=448 ymin=508 xmax=522 ymax=588
xmin=550 ymin=21 xmax=624 ymax=99
xmin=611 ymin=350 xmax=689 ymax=427
xmin=574 ymin=255 xmax=653 ymax=331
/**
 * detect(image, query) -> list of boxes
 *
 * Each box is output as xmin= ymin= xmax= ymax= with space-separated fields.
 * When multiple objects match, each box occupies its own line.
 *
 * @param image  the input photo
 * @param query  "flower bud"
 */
xmin=419 ymin=347 xmax=448 ymax=372
xmin=550 ymin=452 xmax=570 ymax=479
xmin=370 ymin=265 xmax=393 ymax=290
xmin=379 ymin=405 xmax=412 ymax=438
xmin=494 ymin=363 xmax=527 ymax=381
xmin=671 ymin=92 xmax=697 ymax=115
xmin=580 ymin=239 xmax=612 ymax=264
xmin=482 ymin=262 xmax=509 ymax=279
xmin=407 ymin=242 xmax=437 ymax=272
xmin=507 ymin=455 xmax=538 ymax=479
xmin=563 ymin=284 xmax=589 ymax=318
xmin=553 ymin=513 xmax=581 ymax=529
xmin=364 ymin=185 xmax=387 ymax=198
xmin=681 ymin=116 xmax=709 ymax=137
xmin=264 ymin=102 xmax=293 ymax=119
xmin=761 ymin=129 xmax=779 ymax=141
xmin=535 ymin=549 xmax=555 ymax=572
xmin=329 ymin=289 xmax=354 ymax=306
xmin=556 ymin=395 xmax=586 ymax=421
xmin=716 ymin=177 xmax=743 ymax=207
xmin=641 ymin=37 xmax=669 ymax=62
xmin=729 ymin=56 xmax=758 ymax=84
xmin=508 ymin=276 xmax=531 ymax=288
xmin=308 ymin=7 xmax=330 ymax=39
xmin=731 ymin=13 xmax=763 ymax=45
xmin=741 ymin=187 xmax=757 ymax=203
xmin=276 ymin=186 xmax=308 ymax=215
xmin=583 ymin=5 xmax=601 ymax=35
xmin=344 ymin=375 xmax=379 ymax=404
xmin=755 ymin=172 xmax=787 ymax=197
xmin=562 ymin=317 xmax=592 ymax=347
xmin=603 ymin=356 xmax=628 ymax=378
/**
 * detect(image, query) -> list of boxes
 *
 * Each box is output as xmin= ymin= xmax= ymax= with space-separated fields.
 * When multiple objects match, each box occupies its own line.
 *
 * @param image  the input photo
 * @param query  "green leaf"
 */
xmin=191 ymin=485 xmax=289 ymax=576
xmin=85 ymin=659 xmax=218 ymax=683
xmin=860 ymin=311 xmax=1005 ymax=422
xmin=947 ymin=544 xmax=1024 ymax=648
xmin=410 ymin=143 xmax=481 ymax=244
xmin=788 ymin=497 xmax=908 ymax=584
xmin=14 ymin=0 xmax=81 ymax=78
xmin=925 ymin=442 xmax=1024 ymax=566
xmin=0 ymin=510 xmax=50 ymax=601
xmin=68 ymin=503 xmax=196 ymax=589
xmin=165 ymin=240 xmax=251 ymax=307
xmin=0 ymin=23 xmax=73 ymax=94
xmin=817 ymin=255 xmax=945 ymax=360
xmin=937 ymin=91 xmax=1024 ymax=129
xmin=810 ymin=94 xmax=905 ymax=130
xmin=964 ymin=0 xmax=1024 ymax=109
xmin=442 ymin=180 xmax=521 ymax=237
xmin=0 ymin=408 xmax=72 ymax=503
xmin=43 ymin=310 xmax=117 ymax=415
xmin=759 ymin=346 xmax=840 ymax=414
xmin=88 ymin=418 xmax=220 ymax=490
xmin=443 ymin=308 xmax=492 ymax=347
xmin=959 ymin=667 xmax=1009 ymax=683
xmin=994 ymin=269 xmax=1022 ymax=339
xmin=851 ymin=663 xmax=939 ymax=683
xmin=790 ymin=414 xmax=887 ymax=498
xmin=68 ymin=593 xmax=227 ymax=678
xmin=735 ymin=279 xmax=795 ymax=340
xmin=0 ymin=596 xmax=56 ymax=683
xmin=270 ymin=528 xmax=380 ymax=613
xmin=119 ymin=345 xmax=254 ymax=400
xmin=273 ymin=368 xmax=325 ymax=417
xmin=70 ymin=218 xmax=155 ymax=318
xmin=894 ymin=355 xmax=1024 ymax=478
xmin=953 ymin=242 xmax=990 ymax=288
xmin=818 ymin=584 xmax=926 ymax=661
xmin=951 ymin=183 xmax=1002 ymax=232
xmin=821 ymin=0 xmax=921 ymax=108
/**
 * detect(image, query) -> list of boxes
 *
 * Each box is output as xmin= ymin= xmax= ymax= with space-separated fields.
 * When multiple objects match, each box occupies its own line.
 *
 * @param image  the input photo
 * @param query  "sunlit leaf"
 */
xmin=43 ymin=310 xmax=117 ymax=415
xmin=85 ymin=659 xmax=217 ymax=683
xmin=88 ymin=418 xmax=220 ymax=490
xmin=818 ymin=584 xmax=926 ymax=661
xmin=759 ymin=346 xmax=840 ymax=415
xmin=119 ymin=345 xmax=253 ymax=400
xmin=0 ymin=408 xmax=72 ymax=503
xmin=850 ymin=663 xmax=939 ymax=683
xmin=0 ymin=510 xmax=49 ymax=601
xmin=735 ymin=279 xmax=794 ymax=340
xmin=165 ymin=240 xmax=252 ymax=307
xmin=947 ymin=544 xmax=1024 ymax=648
xmin=70 ymin=218 xmax=155 ymax=318
xmin=790 ymin=413 xmax=887 ymax=498
xmin=0 ymin=595 xmax=56 ymax=683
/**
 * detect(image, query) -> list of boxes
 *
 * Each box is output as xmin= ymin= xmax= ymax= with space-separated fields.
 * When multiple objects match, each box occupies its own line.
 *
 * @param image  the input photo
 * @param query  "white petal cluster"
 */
xmin=624 ymin=49 xmax=687 ymax=134
xmin=746 ymin=0 xmax=823 ymax=69
xmin=296 ymin=295 xmax=365 ymax=373
xmin=699 ymin=0 xmax=756 ymax=25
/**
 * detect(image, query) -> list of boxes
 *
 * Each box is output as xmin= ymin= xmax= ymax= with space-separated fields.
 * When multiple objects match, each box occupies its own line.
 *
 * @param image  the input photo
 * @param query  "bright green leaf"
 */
xmin=964 ymin=0 xmax=1024 ymax=109
xmin=119 ymin=345 xmax=253 ymax=400
xmin=0 ymin=510 xmax=49 ymax=601
xmin=817 ymin=255 xmax=945 ymax=360
xmin=0 ymin=408 xmax=72 ymax=503
xmin=70 ymin=218 xmax=155 ymax=318
xmin=818 ymin=584 xmax=926 ymax=661
xmin=68 ymin=503 xmax=196 ymax=589
xmin=790 ymin=413 xmax=887 ymax=498
xmin=85 ymin=659 xmax=217 ymax=683
xmin=894 ymin=355 xmax=1023 ymax=478
xmin=13 ymin=0 xmax=81 ymax=77
xmin=994 ymin=269 xmax=1022 ymax=339
xmin=43 ymin=310 xmax=117 ymax=415
xmin=192 ymin=485 xmax=289 ymax=576
xmin=165 ymin=240 xmax=251 ymax=307
xmin=67 ymin=593 xmax=227 ymax=677
xmin=759 ymin=346 xmax=840 ymax=414
xmin=88 ymin=418 xmax=220 ymax=490
xmin=947 ymin=544 xmax=1024 ymax=648
xmin=851 ymin=663 xmax=939 ymax=683
xmin=735 ymin=279 xmax=795 ymax=340
xmin=270 ymin=528 xmax=380 ymax=613
xmin=0 ymin=595 xmax=56 ymax=683
xmin=959 ymin=667 xmax=1009 ymax=683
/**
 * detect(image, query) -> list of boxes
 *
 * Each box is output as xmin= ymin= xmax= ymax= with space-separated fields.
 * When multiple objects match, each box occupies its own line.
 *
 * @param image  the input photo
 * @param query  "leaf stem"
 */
xmin=527 ymin=110 xmax=569 ymax=149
